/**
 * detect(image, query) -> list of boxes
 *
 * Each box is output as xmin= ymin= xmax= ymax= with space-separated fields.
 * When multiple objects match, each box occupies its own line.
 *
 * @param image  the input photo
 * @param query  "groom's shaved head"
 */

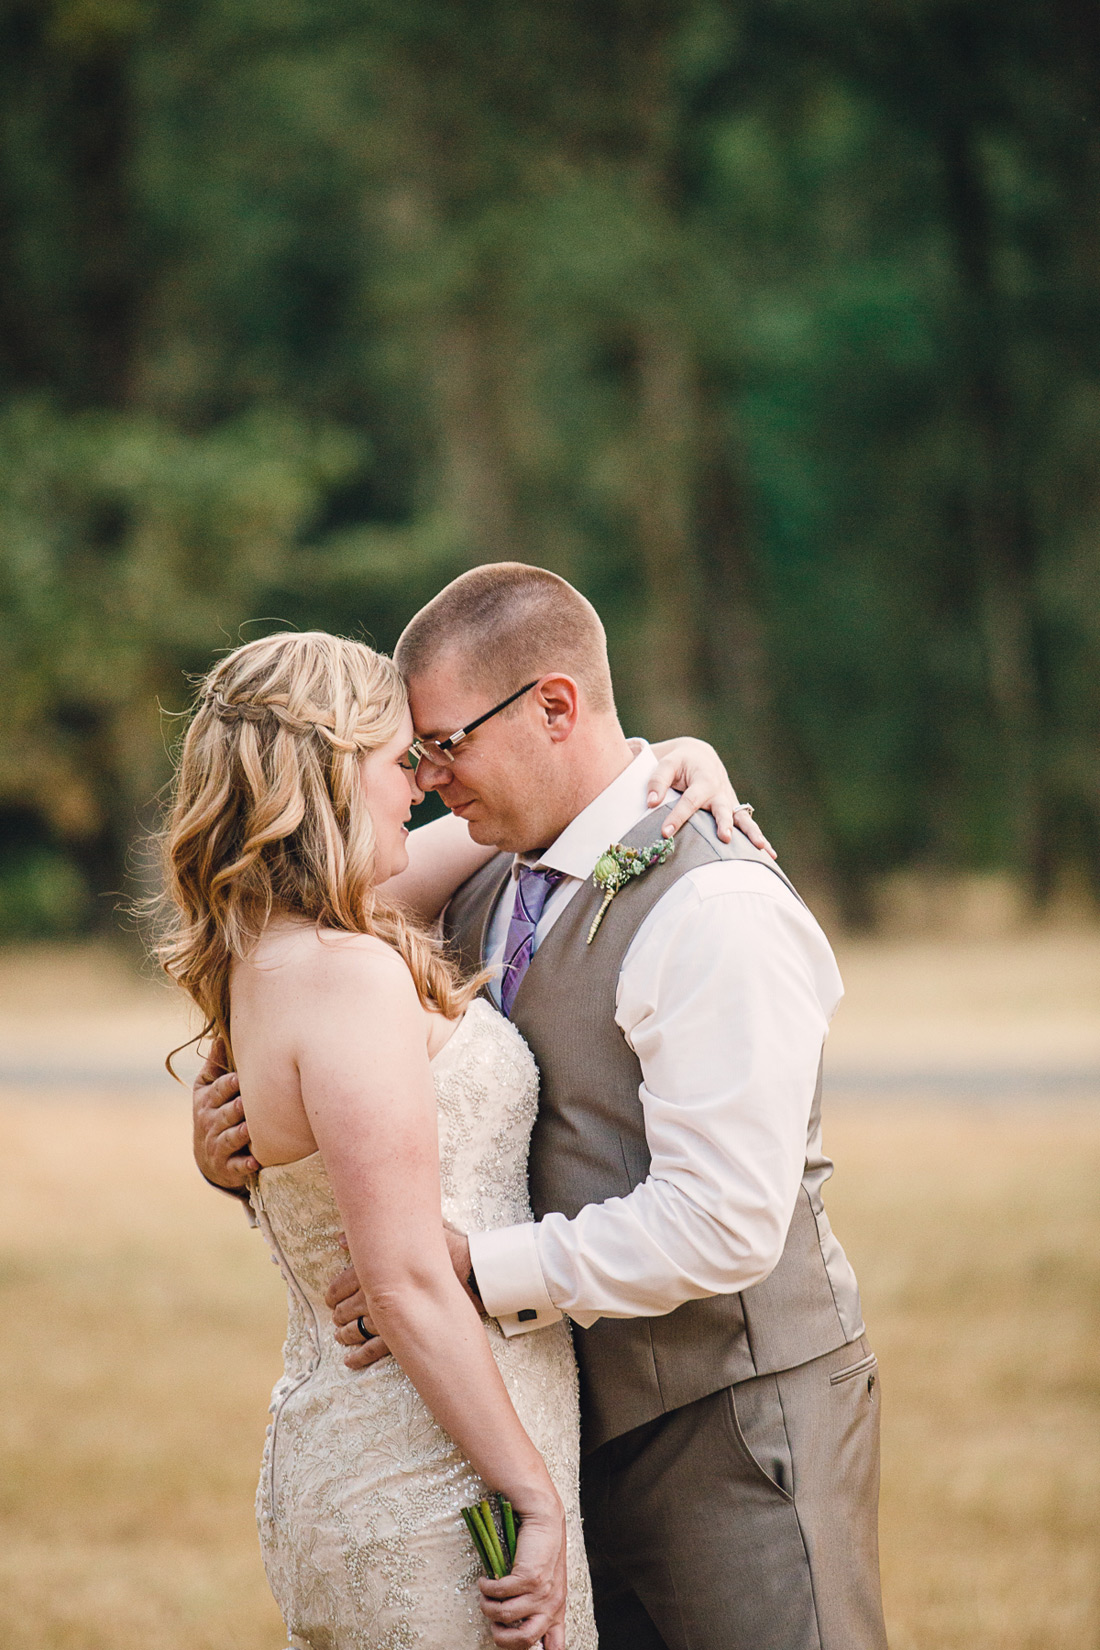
xmin=398 ymin=564 xmax=632 ymax=852
xmin=395 ymin=562 xmax=616 ymax=715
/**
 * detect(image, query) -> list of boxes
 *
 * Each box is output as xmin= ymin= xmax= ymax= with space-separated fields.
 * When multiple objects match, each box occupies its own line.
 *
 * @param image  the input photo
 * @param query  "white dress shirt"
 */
xmin=467 ymin=745 xmax=845 ymax=1336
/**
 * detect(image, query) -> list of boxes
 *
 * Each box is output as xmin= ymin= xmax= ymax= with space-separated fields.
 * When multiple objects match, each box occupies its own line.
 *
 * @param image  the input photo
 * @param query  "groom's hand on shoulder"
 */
xmin=193 ymin=1039 xmax=258 ymax=1192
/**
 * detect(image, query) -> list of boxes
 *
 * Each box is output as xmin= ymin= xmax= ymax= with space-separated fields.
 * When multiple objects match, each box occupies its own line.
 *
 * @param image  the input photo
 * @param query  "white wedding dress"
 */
xmin=249 ymin=997 xmax=597 ymax=1650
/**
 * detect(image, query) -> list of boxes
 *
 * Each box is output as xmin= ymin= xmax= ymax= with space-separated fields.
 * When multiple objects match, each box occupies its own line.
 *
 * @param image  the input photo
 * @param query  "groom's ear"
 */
xmin=532 ymin=674 xmax=581 ymax=742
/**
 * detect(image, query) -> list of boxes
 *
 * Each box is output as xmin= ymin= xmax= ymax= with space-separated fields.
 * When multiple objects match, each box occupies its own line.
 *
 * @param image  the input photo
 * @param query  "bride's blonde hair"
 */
xmin=157 ymin=630 xmax=480 ymax=1064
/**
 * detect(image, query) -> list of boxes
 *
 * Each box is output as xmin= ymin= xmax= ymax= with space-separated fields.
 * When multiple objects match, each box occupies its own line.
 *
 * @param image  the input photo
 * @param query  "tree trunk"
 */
xmin=940 ymin=108 xmax=1042 ymax=887
xmin=623 ymin=8 xmax=708 ymax=739
xmin=69 ymin=43 xmax=140 ymax=407
xmin=432 ymin=302 xmax=523 ymax=563
xmin=631 ymin=319 xmax=705 ymax=735
xmin=376 ymin=53 xmax=523 ymax=567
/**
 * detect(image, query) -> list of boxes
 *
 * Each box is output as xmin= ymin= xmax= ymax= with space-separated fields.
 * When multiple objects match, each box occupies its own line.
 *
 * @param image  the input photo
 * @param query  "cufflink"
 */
xmin=517 ymin=1309 xmax=537 ymax=1323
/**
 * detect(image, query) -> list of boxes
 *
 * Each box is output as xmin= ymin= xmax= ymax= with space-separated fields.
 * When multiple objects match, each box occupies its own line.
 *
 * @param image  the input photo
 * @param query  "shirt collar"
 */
xmin=514 ymin=743 xmax=664 ymax=883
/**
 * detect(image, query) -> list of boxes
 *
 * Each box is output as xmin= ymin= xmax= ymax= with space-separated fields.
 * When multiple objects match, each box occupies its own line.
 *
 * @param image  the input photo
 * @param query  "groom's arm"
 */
xmin=468 ymin=864 xmax=842 ymax=1333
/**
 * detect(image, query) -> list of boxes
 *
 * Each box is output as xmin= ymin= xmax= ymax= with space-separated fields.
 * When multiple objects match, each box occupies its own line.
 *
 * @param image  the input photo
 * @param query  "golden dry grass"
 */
xmin=2 ymin=937 xmax=1099 ymax=1648
xmin=826 ymin=1101 xmax=1100 ymax=1650
xmin=0 ymin=1092 xmax=286 ymax=1650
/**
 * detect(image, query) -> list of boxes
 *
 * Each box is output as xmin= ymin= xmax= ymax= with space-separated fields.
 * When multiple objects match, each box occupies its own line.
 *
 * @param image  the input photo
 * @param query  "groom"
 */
xmin=197 ymin=563 xmax=887 ymax=1650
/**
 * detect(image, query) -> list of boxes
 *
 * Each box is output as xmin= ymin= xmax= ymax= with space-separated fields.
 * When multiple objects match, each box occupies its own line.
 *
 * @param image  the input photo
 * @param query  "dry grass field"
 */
xmin=1 ymin=935 xmax=1099 ymax=1649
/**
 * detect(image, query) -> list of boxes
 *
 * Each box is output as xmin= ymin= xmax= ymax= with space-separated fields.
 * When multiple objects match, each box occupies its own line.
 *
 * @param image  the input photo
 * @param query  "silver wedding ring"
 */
xmin=733 ymin=802 xmax=755 ymax=818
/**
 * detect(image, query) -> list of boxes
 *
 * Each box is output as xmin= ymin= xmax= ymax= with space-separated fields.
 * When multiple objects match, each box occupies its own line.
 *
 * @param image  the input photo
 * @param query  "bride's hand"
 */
xmin=644 ymin=735 xmax=776 ymax=856
xmin=477 ymin=1494 xmax=567 ymax=1650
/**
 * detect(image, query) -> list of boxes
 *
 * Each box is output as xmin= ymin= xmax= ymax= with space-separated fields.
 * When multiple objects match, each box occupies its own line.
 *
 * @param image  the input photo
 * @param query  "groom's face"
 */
xmin=405 ymin=656 xmax=559 ymax=854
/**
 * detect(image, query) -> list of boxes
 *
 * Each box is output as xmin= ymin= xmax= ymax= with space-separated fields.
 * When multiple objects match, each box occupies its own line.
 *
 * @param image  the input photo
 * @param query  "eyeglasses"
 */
xmin=408 ymin=680 xmax=539 ymax=770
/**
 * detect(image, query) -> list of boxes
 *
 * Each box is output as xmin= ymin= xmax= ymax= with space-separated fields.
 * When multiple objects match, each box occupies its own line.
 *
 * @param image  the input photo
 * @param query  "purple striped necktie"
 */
xmin=500 ymin=864 xmax=565 ymax=1018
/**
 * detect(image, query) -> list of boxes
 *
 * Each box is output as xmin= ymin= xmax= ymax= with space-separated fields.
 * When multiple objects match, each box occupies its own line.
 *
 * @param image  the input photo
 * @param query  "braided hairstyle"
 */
xmin=157 ymin=630 xmax=479 ymax=1067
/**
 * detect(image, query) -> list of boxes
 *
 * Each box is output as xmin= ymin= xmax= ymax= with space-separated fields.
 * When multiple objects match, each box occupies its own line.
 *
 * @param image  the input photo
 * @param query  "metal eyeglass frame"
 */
xmin=408 ymin=679 xmax=539 ymax=769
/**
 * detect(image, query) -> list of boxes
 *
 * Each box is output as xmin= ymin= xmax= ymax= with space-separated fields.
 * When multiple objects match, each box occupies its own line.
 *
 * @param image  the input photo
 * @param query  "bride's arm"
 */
xmin=381 ymin=737 xmax=775 ymax=924
xmin=381 ymin=811 xmax=497 ymax=923
xmin=646 ymin=737 xmax=775 ymax=856
xmin=295 ymin=940 xmax=566 ymax=1648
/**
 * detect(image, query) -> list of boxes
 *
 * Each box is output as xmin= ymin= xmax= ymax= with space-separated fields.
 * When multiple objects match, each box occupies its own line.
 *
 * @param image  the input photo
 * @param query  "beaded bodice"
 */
xmin=253 ymin=998 xmax=540 ymax=1379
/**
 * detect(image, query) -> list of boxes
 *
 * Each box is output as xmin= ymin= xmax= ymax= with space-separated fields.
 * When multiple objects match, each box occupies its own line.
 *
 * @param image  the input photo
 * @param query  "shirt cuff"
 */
xmin=468 ymin=1223 xmax=562 ymax=1338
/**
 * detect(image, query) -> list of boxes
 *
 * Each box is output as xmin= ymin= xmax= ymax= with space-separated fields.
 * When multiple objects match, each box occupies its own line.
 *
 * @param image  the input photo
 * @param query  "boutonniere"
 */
xmin=586 ymin=838 xmax=675 ymax=944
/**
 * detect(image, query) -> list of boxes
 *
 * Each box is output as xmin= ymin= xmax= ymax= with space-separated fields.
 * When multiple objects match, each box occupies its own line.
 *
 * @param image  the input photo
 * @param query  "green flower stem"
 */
xmin=478 ymin=1498 xmax=508 ymax=1578
xmin=463 ymin=1496 xmax=517 ymax=1578
xmin=470 ymin=1503 xmax=501 ymax=1578
xmin=500 ymin=1497 xmax=517 ymax=1564
xmin=461 ymin=1506 xmax=494 ymax=1577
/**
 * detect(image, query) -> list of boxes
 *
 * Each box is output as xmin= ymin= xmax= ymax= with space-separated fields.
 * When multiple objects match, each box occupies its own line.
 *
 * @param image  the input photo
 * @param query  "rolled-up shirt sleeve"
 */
xmin=471 ymin=864 xmax=842 ymax=1332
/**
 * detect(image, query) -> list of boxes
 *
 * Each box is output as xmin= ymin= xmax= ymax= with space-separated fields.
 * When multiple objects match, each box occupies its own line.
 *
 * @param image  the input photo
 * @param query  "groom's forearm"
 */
xmin=469 ymin=1173 xmax=799 ymax=1335
xmin=472 ymin=880 xmax=835 ymax=1331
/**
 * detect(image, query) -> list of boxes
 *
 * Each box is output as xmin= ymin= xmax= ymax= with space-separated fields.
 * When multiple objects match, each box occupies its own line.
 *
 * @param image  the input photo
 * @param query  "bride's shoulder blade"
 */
xmin=241 ymin=920 xmax=415 ymax=1006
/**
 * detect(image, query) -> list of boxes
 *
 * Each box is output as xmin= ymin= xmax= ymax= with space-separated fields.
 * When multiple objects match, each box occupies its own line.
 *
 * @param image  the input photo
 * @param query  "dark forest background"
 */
xmin=2 ymin=0 xmax=1099 ymax=933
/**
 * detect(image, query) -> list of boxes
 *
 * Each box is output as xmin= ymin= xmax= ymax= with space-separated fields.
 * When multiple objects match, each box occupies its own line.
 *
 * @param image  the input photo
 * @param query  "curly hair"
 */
xmin=156 ymin=630 xmax=480 ymax=1067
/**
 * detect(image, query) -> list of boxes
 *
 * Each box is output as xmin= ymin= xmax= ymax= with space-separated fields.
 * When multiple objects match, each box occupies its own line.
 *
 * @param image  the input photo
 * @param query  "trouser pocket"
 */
xmin=829 ymin=1351 xmax=878 ymax=1393
xmin=727 ymin=1372 xmax=795 ymax=1500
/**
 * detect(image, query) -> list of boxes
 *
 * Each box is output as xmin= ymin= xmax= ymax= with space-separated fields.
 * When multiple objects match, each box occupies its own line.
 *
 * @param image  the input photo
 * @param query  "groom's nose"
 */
xmin=414 ymin=753 xmax=452 ymax=792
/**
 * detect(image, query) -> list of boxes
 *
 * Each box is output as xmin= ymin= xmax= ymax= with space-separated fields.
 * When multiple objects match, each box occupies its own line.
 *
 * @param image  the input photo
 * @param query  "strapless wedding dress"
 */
xmin=249 ymin=997 xmax=597 ymax=1650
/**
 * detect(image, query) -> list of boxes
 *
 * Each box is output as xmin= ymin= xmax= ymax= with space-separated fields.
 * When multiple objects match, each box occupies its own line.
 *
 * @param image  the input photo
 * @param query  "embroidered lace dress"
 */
xmin=250 ymin=997 xmax=597 ymax=1650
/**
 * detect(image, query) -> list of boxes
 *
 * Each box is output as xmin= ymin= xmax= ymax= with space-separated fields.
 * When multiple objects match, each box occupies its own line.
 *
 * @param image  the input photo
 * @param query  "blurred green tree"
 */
xmin=0 ymin=0 xmax=1097 ymax=930
xmin=0 ymin=399 xmax=358 ymax=921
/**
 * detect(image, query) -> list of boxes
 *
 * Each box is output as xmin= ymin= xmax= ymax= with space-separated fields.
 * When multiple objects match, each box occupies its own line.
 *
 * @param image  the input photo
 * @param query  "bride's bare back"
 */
xmin=229 ymin=918 xmax=461 ymax=1169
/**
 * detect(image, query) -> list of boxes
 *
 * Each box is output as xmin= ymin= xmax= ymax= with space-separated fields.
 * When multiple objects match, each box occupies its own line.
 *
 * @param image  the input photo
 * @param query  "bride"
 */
xmin=160 ymin=629 xmax=750 ymax=1650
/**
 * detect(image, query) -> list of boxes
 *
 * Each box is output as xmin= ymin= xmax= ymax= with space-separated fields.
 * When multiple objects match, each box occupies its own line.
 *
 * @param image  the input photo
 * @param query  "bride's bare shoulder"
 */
xmin=244 ymin=919 xmax=412 ymax=996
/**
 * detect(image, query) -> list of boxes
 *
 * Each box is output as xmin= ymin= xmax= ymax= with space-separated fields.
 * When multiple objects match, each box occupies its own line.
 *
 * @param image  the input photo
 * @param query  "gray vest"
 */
xmin=445 ymin=808 xmax=864 ymax=1452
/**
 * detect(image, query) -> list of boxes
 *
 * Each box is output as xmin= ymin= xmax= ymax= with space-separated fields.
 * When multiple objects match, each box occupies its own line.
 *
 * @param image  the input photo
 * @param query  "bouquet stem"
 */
xmin=501 ymin=1497 xmax=517 ymax=1564
xmin=462 ymin=1494 xmax=518 ymax=1578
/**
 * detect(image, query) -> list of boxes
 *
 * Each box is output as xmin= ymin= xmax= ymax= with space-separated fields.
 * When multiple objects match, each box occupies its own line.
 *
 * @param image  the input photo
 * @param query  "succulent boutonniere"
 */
xmin=586 ymin=838 xmax=675 ymax=944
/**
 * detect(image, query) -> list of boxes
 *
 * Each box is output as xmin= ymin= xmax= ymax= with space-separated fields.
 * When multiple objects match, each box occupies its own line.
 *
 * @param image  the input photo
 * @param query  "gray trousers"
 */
xmin=580 ymin=1336 xmax=888 ymax=1650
